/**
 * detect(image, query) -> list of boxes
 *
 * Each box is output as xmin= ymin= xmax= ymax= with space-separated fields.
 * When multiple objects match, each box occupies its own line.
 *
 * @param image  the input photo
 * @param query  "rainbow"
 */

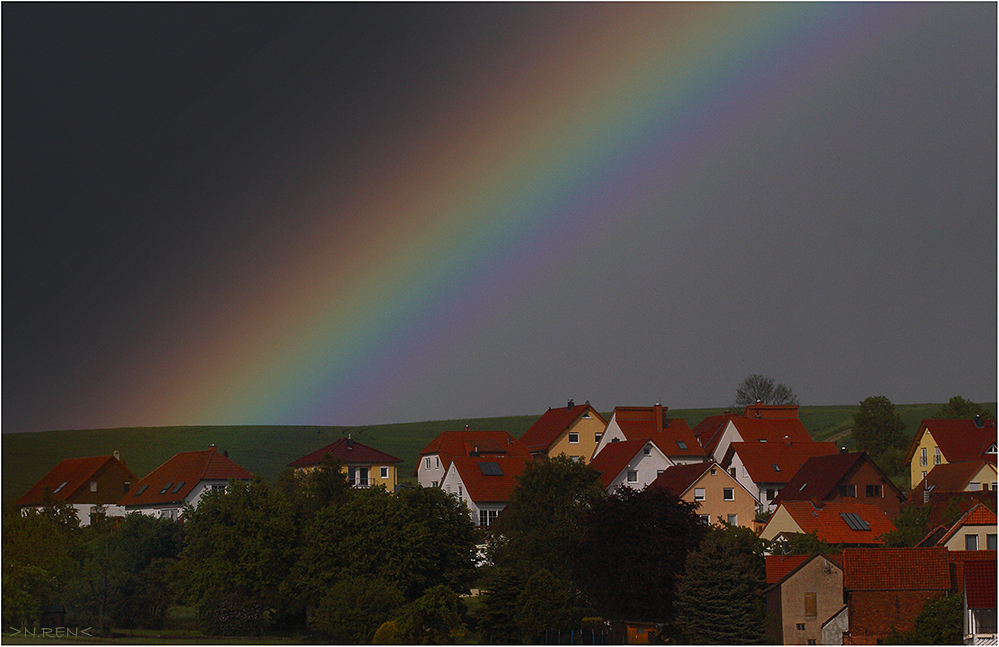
xmin=129 ymin=3 xmax=922 ymax=426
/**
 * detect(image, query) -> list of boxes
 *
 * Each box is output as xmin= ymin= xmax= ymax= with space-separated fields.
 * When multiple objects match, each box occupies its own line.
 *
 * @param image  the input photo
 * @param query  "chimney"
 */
xmin=783 ymin=435 xmax=791 ymax=447
xmin=840 ymin=447 xmax=848 ymax=454
xmin=224 ymin=450 xmax=229 ymax=458
xmin=568 ymin=399 xmax=574 ymax=410
xmin=465 ymin=424 xmax=470 ymax=431
xmin=654 ymin=402 xmax=663 ymax=433
xmin=974 ymin=414 xmax=984 ymax=428
xmin=113 ymin=450 xmax=120 ymax=461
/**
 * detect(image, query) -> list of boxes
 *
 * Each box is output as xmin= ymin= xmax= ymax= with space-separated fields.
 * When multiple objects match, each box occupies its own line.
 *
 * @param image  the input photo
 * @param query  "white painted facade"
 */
xmin=604 ymin=442 xmax=675 ymax=493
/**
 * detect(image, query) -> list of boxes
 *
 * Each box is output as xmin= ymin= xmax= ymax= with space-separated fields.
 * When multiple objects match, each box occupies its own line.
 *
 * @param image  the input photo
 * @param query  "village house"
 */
xmin=760 ymin=500 xmax=895 ymax=549
xmin=287 ymin=436 xmax=402 ymax=490
xmin=721 ymin=440 xmax=839 ymax=512
xmin=909 ymin=460 xmax=999 ymax=506
xmin=415 ymin=428 xmax=530 ymax=488
xmin=698 ymin=404 xmax=815 ymax=464
xmin=904 ymin=416 xmax=998 ymax=488
xmin=772 ymin=451 xmax=905 ymax=521
xmin=961 ymin=559 xmax=997 ymax=644
xmin=519 ymin=400 xmax=607 ymax=463
xmin=591 ymin=404 xmax=705 ymax=464
xmin=933 ymin=503 xmax=998 ymax=551
xmin=440 ymin=453 xmax=529 ymax=528
xmin=16 ymin=452 xmax=137 ymax=526
xmin=588 ymin=438 xmax=676 ymax=493
xmin=649 ymin=460 xmax=758 ymax=528
xmin=119 ymin=446 xmax=252 ymax=520
xmin=763 ymin=552 xmax=844 ymax=645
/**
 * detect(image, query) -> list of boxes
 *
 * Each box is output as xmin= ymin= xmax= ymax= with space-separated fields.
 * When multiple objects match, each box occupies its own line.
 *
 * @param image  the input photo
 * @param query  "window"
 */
xmin=90 ymin=481 xmax=98 ymax=492
xmin=582 ymin=412 xmax=591 ymax=419
xmin=123 ymin=481 xmax=131 ymax=493
xmin=866 ymin=484 xmax=882 ymax=497
xmin=772 ymin=464 xmax=781 ymax=472
xmin=677 ymin=440 xmax=688 ymax=450
xmin=966 ymin=534 xmax=979 ymax=550
xmin=380 ymin=466 xmax=389 ymax=479
xmin=426 ymin=457 xmax=431 ymax=469
xmin=479 ymin=462 xmax=503 ymax=476
xmin=569 ymin=432 xmax=579 ymax=444
xmin=804 ymin=592 xmax=817 ymax=618
xmin=53 ymin=481 xmax=69 ymax=494
xmin=988 ymin=534 xmax=997 ymax=550
xmin=171 ymin=481 xmax=186 ymax=494
xmin=627 ymin=470 xmax=638 ymax=483
xmin=432 ymin=481 xmax=438 ymax=488
xmin=839 ymin=484 xmax=857 ymax=497
xmin=159 ymin=482 xmax=173 ymax=495
xmin=727 ymin=514 xmax=738 ymax=525
xmin=729 ymin=467 xmax=737 ymax=478
xmin=435 ymin=456 xmax=440 ymax=468
xmin=934 ymin=447 xmax=941 ymax=465
xmin=766 ymin=489 xmax=776 ymax=500
xmin=797 ymin=624 xmax=806 ymax=631
xmin=808 ymin=640 xmax=817 ymax=645
xmin=211 ymin=484 xmax=225 ymax=492
xmin=595 ymin=433 xmax=603 ymax=444
xmin=969 ymin=482 xmax=981 ymax=491
xmin=724 ymin=488 xmax=735 ymax=501
xmin=458 ymin=485 xmax=462 ymax=497
xmin=698 ymin=514 xmax=709 ymax=525
xmin=479 ymin=509 xmax=499 ymax=527
xmin=710 ymin=466 xmax=717 ymax=476
xmin=841 ymin=512 xmax=870 ymax=531
xmin=920 ymin=447 xmax=927 ymax=466
xmin=993 ymin=482 xmax=997 ymax=491
xmin=694 ymin=488 xmax=705 ymax=501
xmin=643 ymin=445 xmax=651 ymax=455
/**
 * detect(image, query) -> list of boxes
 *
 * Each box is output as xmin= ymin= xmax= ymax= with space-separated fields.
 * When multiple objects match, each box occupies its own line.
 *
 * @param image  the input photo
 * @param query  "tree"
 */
xmin=879 ymin=505 xmax=929 ymax=548
xmin=885 ymin=593 xmax=963 ymax=644
xmin=311 ymin=578 xmax=405 ymax=643
xmin=932 ymin=396 xmax=994 ymax=420
xmin=275 ymin=454 xmax=353 ymax=518
xmin=735 ymin=374 xmax=799 ymax=408
xmin=488 ymin=454 xmax=605 ymax=579
xmin=514 ymin=569 xmax=573 ymax=644
xmin=393 ymin=584 xmax=468 ymax=644
xmin=852 ymin=395 xmax=907 ymax=457
xmin=573 ymin=485 xmax=706 ymax=623
xmin=765 ymin=529 xmax=841 ymax=556
xmin=479 ymin=567 xmax=528 ymax=644
xmin=676 ymin=525 xmax=766 ymax=644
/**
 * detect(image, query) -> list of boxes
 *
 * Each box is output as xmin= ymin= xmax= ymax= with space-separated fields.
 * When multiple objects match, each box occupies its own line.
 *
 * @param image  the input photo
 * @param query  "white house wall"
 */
xmin=418 ymin=453 xmax=447 ymax=488
xmin=606 ymin=450 xmax=674 ymax=493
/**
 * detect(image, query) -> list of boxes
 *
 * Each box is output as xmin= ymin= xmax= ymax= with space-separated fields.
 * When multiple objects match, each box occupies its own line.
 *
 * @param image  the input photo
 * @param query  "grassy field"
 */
xmin=3 ymin=403 xmax=990 ymax=506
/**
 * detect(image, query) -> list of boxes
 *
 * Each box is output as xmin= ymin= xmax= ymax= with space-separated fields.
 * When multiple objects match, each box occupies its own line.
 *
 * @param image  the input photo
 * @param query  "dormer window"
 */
xmin=988 ymin=443 xmax=997 ymax=454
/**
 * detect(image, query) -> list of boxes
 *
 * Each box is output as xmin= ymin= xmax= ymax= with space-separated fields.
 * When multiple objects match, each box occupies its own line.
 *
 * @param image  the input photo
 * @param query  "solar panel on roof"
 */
xmin=840 ymin=512 xmax=870 ymax=531
xmin=479 ymin=462 xmax=503 ymax=476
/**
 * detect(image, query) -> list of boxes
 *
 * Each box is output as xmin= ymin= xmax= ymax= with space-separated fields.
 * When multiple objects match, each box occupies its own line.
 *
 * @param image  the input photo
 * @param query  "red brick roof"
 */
xmin=776 ymin=500 xmax=895 ymax=545
xmin=964 ymin=560 xmax=998 ymax=609
xmin=906 ymin=418 xmax=998 ymax=465
xmin=949 ymin=550 xmax=997 ymax=593
xmin=519 ymin=403 xmax=606 ymax=453
xmin=589 ymin=438 xmax=665 ymax=489
xmin=920 ymin=491 xmax=998 ymax=530
xmin=607 ymin=406 xmax=705 ymax=459
xmin=288 ymin=437 xmax=401 ymax=468
xmin=120 ymin=447 xmax=252 ymax=507
xmin=743 ymin=404 xmax=801 ymax=419
xmin=724 ymin=441 xmax=838 ymax=486
xmin=772 ymin=451 xmax=902 ymax=506
xmin=765 ymin=553 xmax=843 ymax=585
xmin=648 ymin=461 xmax=713 ymax=497
xmin=910 ymin=460 xmax=997 ymax=499
xmin=703 ymin=415 xmax=814 ymax=458
xmin=16 ymin=455 xmax=136 ymax=506
xmin=843 ymin=547 xmax=950 ymax=591
xmin=936 ymin=503 xmax=998 ymax=546
xmin=447 ymin=454 xmax=529 ymax=504
xmin=691 ymin=412 xmax=738 ymax=456
xmin=415 ymin=430 xmax=530 ymax=476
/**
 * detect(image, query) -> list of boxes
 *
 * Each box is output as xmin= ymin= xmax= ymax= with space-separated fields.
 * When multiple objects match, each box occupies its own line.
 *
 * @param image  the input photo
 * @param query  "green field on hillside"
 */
xmin=3 ymin=402 xmax=991 ymax=505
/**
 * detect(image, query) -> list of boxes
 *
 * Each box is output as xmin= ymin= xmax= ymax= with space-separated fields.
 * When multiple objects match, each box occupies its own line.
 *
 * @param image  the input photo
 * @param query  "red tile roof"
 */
xmin=772 ymin=451 xmax=902 ymax=506
xmin=936 ymin=503 xmax=998 ymax=546
xmin=647 ymin=461 xmax=713 ymax=497
xmin=588 ymin=438 xmax=663 ymax=489
xmin=776 ymin=500 xmax=895 ymax=545
xmin=910 ymin=460 xmax=997 ymax=499
xmin=765 ymin=553 xmax=843 ymax=585
xmin=415 ymin=430 xmax=530 ymax=476
xmin=16 ymin=455 xmax=137 ymax=506
xmin=288 ymin=437 xmax=401 ymax=468
xmin=964 ymin=560 xmax=998 ymax=609
xmin=448 ymin=454 xmax=529 ymax=504
xmin=120 ymin=447 xmax=252 ymax=507
xmin=906 ymin=418 xmax=998 ymax=465
xmin=519 ymin=403 xmax=606 ymax=453
xmin=724 ymin=441 xmax=839 ymax=486
xmin=691 ymin=412 xmax=738 ymax=456
xmin=949 ymin=550 xmax=997 ymax=593
xmin=843 ymin=547 xmax=950 ymax=591
xmin=743 ymin=404 xmax=801 ymax=419
xmin=920 ymin=491 xmax=998 ymax=530
xmin=607 ymin=406 xmax=705 ymax=459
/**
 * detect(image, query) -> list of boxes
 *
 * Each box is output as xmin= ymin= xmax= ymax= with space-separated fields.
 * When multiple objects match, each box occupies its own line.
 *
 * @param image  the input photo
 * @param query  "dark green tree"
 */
xmin=311 ymin=578 xmax=405 ymax=644
xmin=765 ymin=529 xmax=842 ymax=556
xmin=393 ymin=584 xmax=468 ymax=644
xmin=514 ymin=568 xmax=573 ymax=644
xmin=275 ymin=454 xmax=353 ymax=518
xmin=735 ymin=374 xmax=799 ymax=407
xmin=489 ymin=454 xmax=605 ymax=578
xmin=479 ymin=567 xmax=527 ymax=644
xmin=932 ymin=396 xmax=994 ymax=420
xmin=573 ymin=485 xmax=706 ymax=623
xmin=852 ymin=396 xmax=907 ymax=457
xmin=879 ymin=505 xmax=930 ymax=548
xmin=885 ymin=593 xmax=963 ymax=644
xmin=676 ymin=525 xmax=766 ymax=644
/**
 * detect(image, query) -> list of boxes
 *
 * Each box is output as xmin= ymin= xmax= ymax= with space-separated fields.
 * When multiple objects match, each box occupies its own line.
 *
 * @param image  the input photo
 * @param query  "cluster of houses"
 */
xmin=15 ymin=402 xmax=998 ymax=644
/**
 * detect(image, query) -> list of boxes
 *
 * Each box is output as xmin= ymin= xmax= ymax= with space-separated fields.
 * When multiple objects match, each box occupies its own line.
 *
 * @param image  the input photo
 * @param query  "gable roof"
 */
xmin=16 ymin=454 xmax=137 ymax=506
xmin=843 ymin=547 xmax=950 ymax=591
xmin=648 ymin=461 xmax=714 ymax=497
xmin=949 ymin=550 xmax=997 ymax=593
xmin=772 ymin=451 xmax=902 ymax=506
xmin=909 ymin=460 xmax=997 ymax=499
xmin=120 ymin=447 xmax=252 ymax=507
xmin=288 ymin=437 xmax=402 ymax=468
xmin=743 ymin=404 xmax=801 ymax=419
xmin=415 ymin=430 xmax=530 ymax=475
xmin=607 ymin=407 xmax=705 ymax=459
xmin=936 ymin=502 xmax=998 ymax=546
xmin=723 ymin=441 xmax=839 ymax=486
xmin=588 ymin=438 xmax=668 ymax=489
xmin=906 ymin=418 xmax=998 ymax=465
xmin=965 ymin=560 xmax=998 ymax=610
xmin=691 ymin=412 xmax=739 ymax=456
xmin=447 ymin=454 xmax=529 ymax=504
xmin=519 ymin=402 xmax=606 ymax=453
xmin=773 ymin=500 xmax=895 ymax=545
xmin=765 ymin=553 xmax=843 ymax=586
xmin=919 ymin=490 xmax=999 ymax=530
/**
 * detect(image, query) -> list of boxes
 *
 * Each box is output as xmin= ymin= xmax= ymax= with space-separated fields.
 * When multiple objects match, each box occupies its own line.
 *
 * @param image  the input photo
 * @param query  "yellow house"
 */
xmin=904 ymin=418 xmax=997 ymax=488
xmin=519 ymin=400 xmax=607 ymax=463
xmin=648 ymin=461 xmax=759 ymax=528
xmin=288 ymin=437 xmax=402 ymax=490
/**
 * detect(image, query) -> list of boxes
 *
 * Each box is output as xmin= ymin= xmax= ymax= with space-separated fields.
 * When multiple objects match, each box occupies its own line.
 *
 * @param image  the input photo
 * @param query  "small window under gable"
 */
xmin=988 ymin=442 xmax=997 ymax=454
xmin=582 ymin=412 xmax=591 ymax=419
xmin=643 ymin=445 xmax=651 ymax=455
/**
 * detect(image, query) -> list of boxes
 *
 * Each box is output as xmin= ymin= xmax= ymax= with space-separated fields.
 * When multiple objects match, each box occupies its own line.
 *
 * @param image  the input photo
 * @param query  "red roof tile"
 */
xmin=949 ymin=550 xmax=997 ymax=592
xmin=415 ymin=430 xmax=530 ymax=476
xmin=907 ymin=419 xmax=998 ymax=465
xmin=910 ymin=460 xmax=997 ymax=498
xmin=691 ymin=412 xmax=738 ymax=456
xmin=776 ymin=500 xmax=895 ymax=545
xmin=765 ymin=553 xmax=843 ymax=585
xmin=936 ymin=503 xmax=998 ymax=546
xmin=606 ymin=406 xmax=705 ymax=459
xmin=918 ymin=491 xmax=998 ymax=530
xmin=743 ymin=404 xmax=801 ymax=419
xmin=648 ymin=461 xmax=726 ymax=498
xmin=120 ymin=447 xmax=252 ymax=507
xmin=16 ymin=455 xmax=137 ymax=506
xmin=519 ymin=403 xmax=606 ymax=453
xmin=288 ymin=437 xmax=401 ymax=468
xmin=965 ymin=560 xmax=998 ymax=609
xmin=724 ymin=441 xmax=839 ymax=486
xmin=448 ymin=454 xmax=529 ymax=504
xmin=772 ymin=451 xmax=902 ymax=506
xmin=843 ymin=547 xmax=950 ymax=591
xmin=589 ymin=439 xmax=661 ymax=489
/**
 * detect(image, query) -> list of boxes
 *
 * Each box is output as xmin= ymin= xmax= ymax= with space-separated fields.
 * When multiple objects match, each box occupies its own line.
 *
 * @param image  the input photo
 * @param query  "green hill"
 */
xmin=3 ymin=403 xmax=989 ymax=506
